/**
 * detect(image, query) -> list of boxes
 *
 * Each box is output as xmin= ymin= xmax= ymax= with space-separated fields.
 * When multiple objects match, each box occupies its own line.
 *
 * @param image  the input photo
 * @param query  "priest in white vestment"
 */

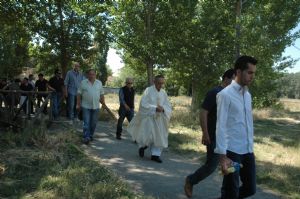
xmin=127 ymin=75 xmax=172 ymax=163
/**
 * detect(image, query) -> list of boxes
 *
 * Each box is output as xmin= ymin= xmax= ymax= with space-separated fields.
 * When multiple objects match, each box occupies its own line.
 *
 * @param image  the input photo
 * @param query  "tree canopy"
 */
xmin=0 ymin=0 xmax=300 ymax=108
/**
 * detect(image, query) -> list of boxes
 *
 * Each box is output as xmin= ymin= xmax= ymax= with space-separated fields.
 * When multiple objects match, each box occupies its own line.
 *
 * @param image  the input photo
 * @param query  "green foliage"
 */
xmin=0 ymin=1 xmax=32 ymax=78
xmin=276 ymin=72 xmax=300 ymax=99
xmin=112 ymin=0 xmax=300 ymax=109
xmin=0 ymin=0 xmax=112 ymax=77
xmin=111 ymin=0 xmax=199 ymax=85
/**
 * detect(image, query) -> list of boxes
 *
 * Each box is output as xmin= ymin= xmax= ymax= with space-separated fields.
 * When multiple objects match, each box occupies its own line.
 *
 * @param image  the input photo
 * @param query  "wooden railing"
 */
xmin=0 ymin=87 xmax=119 ymax=128
xmin=0 ymin=90 xmax=53 ymax=128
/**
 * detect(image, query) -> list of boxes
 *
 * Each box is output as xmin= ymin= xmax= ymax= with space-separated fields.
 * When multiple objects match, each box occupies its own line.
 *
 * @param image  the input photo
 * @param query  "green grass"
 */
xmin=0 ymin=123 xmax=144 ymax=199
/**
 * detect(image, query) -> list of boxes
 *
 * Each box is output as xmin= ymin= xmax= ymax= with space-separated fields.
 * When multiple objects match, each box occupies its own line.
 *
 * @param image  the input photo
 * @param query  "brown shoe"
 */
xmin=184 ymin=177 xmax=193 ymax=198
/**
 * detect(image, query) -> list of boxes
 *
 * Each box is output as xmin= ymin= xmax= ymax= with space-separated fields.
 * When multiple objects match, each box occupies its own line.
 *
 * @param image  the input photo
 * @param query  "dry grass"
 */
xmin=0 ymin=121 xmax=144 ymax=199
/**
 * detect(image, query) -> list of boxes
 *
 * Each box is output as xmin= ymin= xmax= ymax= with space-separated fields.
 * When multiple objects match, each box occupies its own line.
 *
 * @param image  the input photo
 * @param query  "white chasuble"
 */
xmin=127 ymin=85 xmax=172 ymax=148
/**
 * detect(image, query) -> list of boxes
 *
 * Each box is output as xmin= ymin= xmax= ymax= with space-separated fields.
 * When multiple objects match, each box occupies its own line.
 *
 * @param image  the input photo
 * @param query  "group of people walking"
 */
xmin=114 ymin=55 xmax=258 ymax=199
xmin=1 ymin=55 xmax=258 ymax=199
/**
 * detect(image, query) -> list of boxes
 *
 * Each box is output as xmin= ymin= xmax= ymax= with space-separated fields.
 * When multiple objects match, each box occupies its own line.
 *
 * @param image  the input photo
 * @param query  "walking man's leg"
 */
xmin=126 ymin=109 xmax=134 ymax=122
xmin=221 ymin=151 xmax=241 ymax=199
xmin=82 ymin=108 xmax=91 ymax=144
xmin=187 ymin=142 xmax=219 ymax=185
xmin=150 ymin=146 xmax=162 ymax=163
xmin=52 ymin=93 xmax=58 ymax=118
xmin=239 ymin=153 xmax=256 ymax=198
xmin=67 ymin=94 xmax=75 ymax=120
xmin=185 ymin=142 xmax=219 ymax=198
xmin=89 ymin=108 xmax=99 ymax=141
xmin=116 ymin=107 xmax=126 ymax=139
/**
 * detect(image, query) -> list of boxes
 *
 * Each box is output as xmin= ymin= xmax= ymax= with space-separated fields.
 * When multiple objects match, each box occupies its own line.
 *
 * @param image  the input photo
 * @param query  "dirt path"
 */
xmin=83 ymin=121 xmax=281 ymax=199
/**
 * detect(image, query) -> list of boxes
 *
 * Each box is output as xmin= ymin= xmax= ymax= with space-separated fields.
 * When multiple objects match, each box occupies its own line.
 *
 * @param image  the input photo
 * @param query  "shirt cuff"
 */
xmin=214 ymin=148 xmax=226 ymax=155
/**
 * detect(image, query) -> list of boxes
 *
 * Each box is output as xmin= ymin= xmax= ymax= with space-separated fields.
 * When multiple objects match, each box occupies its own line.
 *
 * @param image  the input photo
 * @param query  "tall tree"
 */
xmin=27 ymin=0 xmax=111 ymax=75
xmin=112 ymin=0 xmax=198 ymax=85
xmin=0 ymin=0 xmax=32 ymax=78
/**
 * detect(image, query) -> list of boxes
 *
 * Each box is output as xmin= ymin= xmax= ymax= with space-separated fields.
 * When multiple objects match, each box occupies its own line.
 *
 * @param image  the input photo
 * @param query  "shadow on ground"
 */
xmin=86 ymin=121 xmax=283 ymax=199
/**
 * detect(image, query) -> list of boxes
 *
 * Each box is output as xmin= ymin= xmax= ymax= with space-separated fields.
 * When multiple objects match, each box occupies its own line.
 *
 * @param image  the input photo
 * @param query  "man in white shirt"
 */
xmin=215 ymin=55 xmax=257 ymax=199
xmin=127 ymin=75 xmax=172 ymax=163
xmin=76 ymin=69 xmax=107 ymax=144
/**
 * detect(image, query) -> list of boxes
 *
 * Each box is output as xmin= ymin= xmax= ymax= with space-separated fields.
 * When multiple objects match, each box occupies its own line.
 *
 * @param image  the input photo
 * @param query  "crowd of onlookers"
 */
xmin=0 ymin=69 xmax=64 ymax=117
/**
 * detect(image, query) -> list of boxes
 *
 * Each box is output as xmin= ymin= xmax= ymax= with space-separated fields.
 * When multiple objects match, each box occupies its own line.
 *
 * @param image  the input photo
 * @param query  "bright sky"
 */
xmin=107 ymin=49 xmax=124 ymax=76
xmin=107 ymin=24 xmax=300 ymax=75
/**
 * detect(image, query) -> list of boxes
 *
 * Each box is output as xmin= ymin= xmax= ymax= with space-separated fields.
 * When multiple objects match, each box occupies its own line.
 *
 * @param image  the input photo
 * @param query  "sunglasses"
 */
xmin=126 ymin=82 xmax=133 ymax=84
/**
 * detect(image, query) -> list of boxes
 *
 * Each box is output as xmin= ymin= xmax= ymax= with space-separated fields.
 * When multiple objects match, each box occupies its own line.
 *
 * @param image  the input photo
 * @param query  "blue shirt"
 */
xmin=64 ymin=69 xmax=85 ymax=95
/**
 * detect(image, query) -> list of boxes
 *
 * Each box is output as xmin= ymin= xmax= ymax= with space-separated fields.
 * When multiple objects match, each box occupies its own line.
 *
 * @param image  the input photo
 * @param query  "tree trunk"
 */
xmin=57 ymin=1 xmax=68 ymax=76
xmin=235 ymin=0 xmax=242 ymax=59
xmin=146 ymin=59 xmax=154 ymax=86
xmin=191 ymin=78 xmax=201 ymax=113
xmin=145 ymin=1 xmax=154 ymax=86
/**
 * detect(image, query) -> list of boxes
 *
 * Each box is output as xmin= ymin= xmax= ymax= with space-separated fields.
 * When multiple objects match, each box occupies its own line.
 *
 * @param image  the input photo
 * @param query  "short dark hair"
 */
xmin=15 ymin=78 xmax=21 ymax=83
xmin=222 ymin=69 xmax=235 ymax=80
xmin=87 ymin=68 xmax=96 ymax=74
xmin=24 ymin=77 xmax=29 ymax=81
xmin=55 ymin=69 xmax=61 ymax=74
xmin=38 ymin=73 xmax=44 ymax=77
xmin=234 ymin=55 xmax=257 ymax=71
xmin=154 ymin=74 xmax=164 ymax=81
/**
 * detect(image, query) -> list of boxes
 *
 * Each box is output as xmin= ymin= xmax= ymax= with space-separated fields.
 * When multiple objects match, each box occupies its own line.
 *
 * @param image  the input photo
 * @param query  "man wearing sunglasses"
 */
xmin=48 ymin=69 xmax=64 ymax=120
xmin=116 ymin=77 xmax=135 ymax=140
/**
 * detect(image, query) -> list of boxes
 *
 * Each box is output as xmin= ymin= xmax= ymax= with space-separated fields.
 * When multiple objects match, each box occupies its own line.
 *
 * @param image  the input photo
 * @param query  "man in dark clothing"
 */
xmin=6 ymin=79 xmax=21 ymax=108
xmin=20 ymin=77 xmax=34 ymax=114
xmin=184 ymin=69 xmax=235 ymax=198
xmin=35 ymin=73 xmax=48 ymax=114
xmin=116 ymin=77 xmax=135 ymax=140
xmin=48 ymin=69 xmax=64 ymax=119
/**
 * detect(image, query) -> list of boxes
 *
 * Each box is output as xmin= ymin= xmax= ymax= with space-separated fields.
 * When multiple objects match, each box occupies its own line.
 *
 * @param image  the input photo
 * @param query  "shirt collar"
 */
xmin=231 ymin=80 xmax=248 ymax=94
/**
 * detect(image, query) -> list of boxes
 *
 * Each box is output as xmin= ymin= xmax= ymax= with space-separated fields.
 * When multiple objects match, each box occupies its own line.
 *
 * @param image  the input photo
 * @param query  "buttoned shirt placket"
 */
xmin=241 ymin=87 xmax=252 ymax=153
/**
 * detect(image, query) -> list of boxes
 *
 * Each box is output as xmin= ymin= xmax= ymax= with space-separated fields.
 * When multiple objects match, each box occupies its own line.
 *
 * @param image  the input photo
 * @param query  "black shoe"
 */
xmin=139 ymin=146 xmax=148 ymax=157
xmin=116 ymin=135 xmax=121 ymax=140
xmin=151 ymin=155 xmax=162 ymax=163
xmin=83 ymin=138 xmax=90 ymax=145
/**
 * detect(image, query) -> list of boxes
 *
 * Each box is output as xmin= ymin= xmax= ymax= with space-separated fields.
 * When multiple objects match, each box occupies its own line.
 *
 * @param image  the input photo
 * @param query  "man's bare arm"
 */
xmin=200 ymin=109 xmax=211 ymax=145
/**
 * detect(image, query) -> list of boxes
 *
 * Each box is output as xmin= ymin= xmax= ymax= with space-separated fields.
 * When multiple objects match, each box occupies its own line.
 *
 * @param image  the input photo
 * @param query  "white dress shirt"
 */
xmin=214 ymin=80 xmax=254 ymax=155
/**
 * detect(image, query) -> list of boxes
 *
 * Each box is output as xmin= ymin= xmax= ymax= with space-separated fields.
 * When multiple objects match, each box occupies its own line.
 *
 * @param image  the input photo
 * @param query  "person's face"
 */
xmin=38 ymin=76 xmax=43 ymax=81
xmin=237 ymin=63 xmax=256 ymax=86
xmin=74 ymin=63 xmax=80 ymax=72
xmin=224 ymin=74 xmax=236 ymax=87
xmin=125 ymin=80 xmax=133 ymax=88
xmin=154 ymin=78 xmax=165 ymax=91
xmin=56 ymin=72 xmax=61 ymax=77
xmin=88 ymin=71 xmax=96 ymax=81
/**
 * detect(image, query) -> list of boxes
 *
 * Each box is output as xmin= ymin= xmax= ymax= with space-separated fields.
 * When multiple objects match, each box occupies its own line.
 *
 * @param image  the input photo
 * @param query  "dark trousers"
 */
xmin=116 ymin=106 xmax=134 ymax=136
xmin=221 ymin=151 xmax=256 ymax=199
xmin=187 ymin=141 xmax=219 ymax=185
